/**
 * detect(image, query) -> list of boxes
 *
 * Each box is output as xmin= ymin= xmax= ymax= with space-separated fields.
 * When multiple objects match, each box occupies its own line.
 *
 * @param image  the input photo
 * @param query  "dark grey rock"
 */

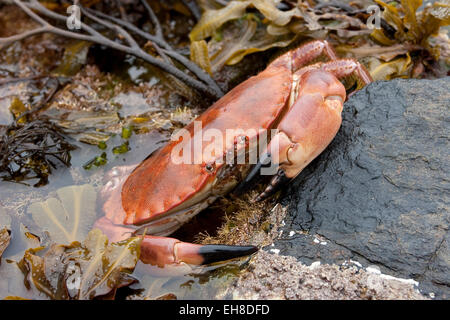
xmin=271 ymin=77 xmax=450 ymax=299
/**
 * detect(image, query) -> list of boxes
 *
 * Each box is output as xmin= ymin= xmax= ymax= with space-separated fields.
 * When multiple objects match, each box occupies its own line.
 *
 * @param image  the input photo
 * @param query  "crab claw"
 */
xmin=237 ymin=69 xmax=347 ymax=202
xmin=95 ymin=216 xmax=258 ymax=267
xmin=140 ymin=236 xmax=258 ymax=268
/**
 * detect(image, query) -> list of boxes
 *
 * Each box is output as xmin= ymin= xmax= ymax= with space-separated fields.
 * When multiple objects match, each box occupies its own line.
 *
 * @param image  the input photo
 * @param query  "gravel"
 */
xmin=228 ymin=251 xmax=428 ymax=300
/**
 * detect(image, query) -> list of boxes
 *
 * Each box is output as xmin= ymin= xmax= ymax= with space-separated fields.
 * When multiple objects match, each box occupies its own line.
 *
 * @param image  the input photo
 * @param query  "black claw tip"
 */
xmin=198 ymin=245 xmax=258 ymax=265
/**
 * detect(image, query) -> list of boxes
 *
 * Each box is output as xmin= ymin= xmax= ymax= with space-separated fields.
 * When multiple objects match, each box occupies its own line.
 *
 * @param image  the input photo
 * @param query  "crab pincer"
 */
xmin=139 ymin=236 xmax=258 ymax=267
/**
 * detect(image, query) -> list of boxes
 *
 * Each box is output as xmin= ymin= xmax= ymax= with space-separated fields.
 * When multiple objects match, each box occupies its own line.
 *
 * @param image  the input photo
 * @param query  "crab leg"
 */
xmin=268 ymin=39 xmax=338 ymax=71
xmin=140 ymin=236 xmax=258 ymax=267
xmin=320 ymin=59 xmax=373 ymax=94
xmin=251 ymin=168 xmax=290 ymax=202
xmin=95 ymin=216 xmax=257 ymax=267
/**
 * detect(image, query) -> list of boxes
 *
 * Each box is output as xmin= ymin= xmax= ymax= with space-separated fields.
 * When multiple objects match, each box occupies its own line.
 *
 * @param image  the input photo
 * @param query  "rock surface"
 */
xmin=271 ymin=78 xmax=450 ymax=299
xmin=230 ymin=251 xmax=427 ymax=300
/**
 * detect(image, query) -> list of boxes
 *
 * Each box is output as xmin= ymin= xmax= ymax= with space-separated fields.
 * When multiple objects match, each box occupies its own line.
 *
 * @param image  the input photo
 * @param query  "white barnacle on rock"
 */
xmin=350 ymin=260 xmax=362 ymax=268
xmin=366 ymin=265 xmax=419 ymax=287
xmin=366 ymin=265 xmax=381 ymax=275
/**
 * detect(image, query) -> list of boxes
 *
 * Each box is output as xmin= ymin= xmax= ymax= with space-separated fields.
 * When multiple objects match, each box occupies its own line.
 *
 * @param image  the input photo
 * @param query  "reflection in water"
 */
xmin=131 ymin=257 xmax=248 ymax=300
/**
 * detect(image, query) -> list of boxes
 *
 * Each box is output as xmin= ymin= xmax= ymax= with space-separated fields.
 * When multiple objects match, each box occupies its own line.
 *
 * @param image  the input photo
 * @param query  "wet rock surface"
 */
xmin=271 ymin=77 xmax=450 ymax=299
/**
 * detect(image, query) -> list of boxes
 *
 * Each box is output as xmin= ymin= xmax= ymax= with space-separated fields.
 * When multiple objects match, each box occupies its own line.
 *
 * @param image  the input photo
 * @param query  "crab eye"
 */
xmin=205 ymin=163 xmax=215 ymax=173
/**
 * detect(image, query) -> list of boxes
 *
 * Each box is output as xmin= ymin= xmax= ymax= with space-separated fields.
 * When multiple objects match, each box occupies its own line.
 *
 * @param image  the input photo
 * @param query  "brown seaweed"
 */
xmin=0 ymin=119 xmax=76 ymax=186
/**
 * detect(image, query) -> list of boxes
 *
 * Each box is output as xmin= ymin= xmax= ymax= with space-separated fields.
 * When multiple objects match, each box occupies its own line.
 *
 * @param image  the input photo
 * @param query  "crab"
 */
xmin=94 ymin=40 xmax=372 ymax=269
